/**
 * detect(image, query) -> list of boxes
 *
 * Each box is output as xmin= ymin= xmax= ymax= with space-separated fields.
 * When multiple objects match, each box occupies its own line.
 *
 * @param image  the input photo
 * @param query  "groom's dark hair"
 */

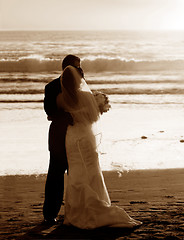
xmin=62 ymin=54 xmax=84 ymax=79
xmin=62 ymin=54 xmax=80 ymax=70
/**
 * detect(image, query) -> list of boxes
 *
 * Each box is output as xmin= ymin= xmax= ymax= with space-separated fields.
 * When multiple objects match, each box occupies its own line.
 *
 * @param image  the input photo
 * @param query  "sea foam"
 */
xmin=1 ymin=55 xmax=184 ymax=73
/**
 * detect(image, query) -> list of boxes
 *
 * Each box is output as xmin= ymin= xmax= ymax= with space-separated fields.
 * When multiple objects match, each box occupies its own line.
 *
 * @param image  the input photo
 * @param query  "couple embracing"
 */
xmin=43 ymin=55 xmax=142 ymax=229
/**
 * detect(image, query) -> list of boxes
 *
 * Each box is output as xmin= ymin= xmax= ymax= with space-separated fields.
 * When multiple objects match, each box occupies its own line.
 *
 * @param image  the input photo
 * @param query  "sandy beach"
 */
xmin=1 ymin=102 xmax=184 ymax=240
xmin=1 ymin=168 xmax=184 ymax=239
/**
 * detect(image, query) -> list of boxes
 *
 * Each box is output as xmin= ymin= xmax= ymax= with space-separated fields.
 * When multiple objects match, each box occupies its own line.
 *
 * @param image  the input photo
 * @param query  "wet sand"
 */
xmin=1 ymin=169 xmax=184 ymax=239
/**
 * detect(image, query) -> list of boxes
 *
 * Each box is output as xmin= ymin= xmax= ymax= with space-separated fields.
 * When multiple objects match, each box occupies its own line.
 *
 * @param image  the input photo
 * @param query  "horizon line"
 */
xmin=1 ymin=29 xmax=184 ymax=32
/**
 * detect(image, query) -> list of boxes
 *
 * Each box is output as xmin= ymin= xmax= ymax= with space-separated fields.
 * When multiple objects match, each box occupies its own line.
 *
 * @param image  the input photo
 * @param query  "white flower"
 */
xmin=93 ymin=91 xmax=111 ymax=114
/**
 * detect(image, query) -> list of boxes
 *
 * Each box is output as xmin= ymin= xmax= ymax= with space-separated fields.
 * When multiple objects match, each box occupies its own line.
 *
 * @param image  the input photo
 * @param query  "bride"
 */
xmin=56 ymin=65 xmax=142 ymax=229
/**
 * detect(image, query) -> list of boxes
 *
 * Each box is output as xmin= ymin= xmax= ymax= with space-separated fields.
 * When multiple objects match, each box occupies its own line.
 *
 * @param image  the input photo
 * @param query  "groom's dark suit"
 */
xmin=43 ymin=76 xmax=72 ymax=221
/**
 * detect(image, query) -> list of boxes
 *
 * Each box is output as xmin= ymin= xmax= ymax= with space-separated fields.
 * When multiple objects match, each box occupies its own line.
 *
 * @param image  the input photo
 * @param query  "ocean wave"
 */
xmin=1 ymin=78 xmax=183 ymax=85
xmin=82 ymin=58 xmax=184 ymax=72
xmin=95 ymin=88 xmax=184 ymax=95
xmin=1 ymin=87 xmax=184 ymax=95
xmin=0 ymin=78 xmax=49 ymax=83
xmin=1 ymin=56 xmax=184 ymax=73
xmin=0 ymin=99 xmax=43 ymax=103
xmin=87 ymin=79 xmax=184 ymax=85
xmin=0 ymin=89 xmax=43 ymax=94
xmin=0 ymin=55 xmax=61 ymax=72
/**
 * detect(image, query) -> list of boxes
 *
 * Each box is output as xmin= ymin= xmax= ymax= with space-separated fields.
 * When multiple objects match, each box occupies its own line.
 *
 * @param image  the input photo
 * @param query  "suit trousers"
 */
xmin=43 ymin=120 xmax=68 ymax=220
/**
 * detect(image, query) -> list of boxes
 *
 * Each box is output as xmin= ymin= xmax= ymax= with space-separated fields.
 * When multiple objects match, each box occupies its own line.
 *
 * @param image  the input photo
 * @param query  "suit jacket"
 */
xmin=44 ymin=77 xmax=62 ymax=118
xmin=44 ymin=77 xmax=71 ymax=154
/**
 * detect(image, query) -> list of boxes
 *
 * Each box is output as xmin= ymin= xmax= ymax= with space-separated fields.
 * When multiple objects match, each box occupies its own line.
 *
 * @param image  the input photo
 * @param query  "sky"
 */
xmin=1 ymin=0 xmax=184 ymax=31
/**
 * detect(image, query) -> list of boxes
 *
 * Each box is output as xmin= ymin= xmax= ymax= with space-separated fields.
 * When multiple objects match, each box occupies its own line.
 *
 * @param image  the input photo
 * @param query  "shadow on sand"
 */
xmin=20 ymin=218 xmax=140 ymax=240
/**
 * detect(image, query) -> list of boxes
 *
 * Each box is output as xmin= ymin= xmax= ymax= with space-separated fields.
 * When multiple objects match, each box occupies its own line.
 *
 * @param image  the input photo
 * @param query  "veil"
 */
xmin=57 ymin=65 xmax=102 ymax=166
xmin=57 ymin=65 xmax=100 ymax=126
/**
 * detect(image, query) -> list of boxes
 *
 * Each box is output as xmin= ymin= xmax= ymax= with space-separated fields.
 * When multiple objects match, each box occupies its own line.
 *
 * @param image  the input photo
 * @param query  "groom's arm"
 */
xmin=44 ymin=82 xmax=73 ymax=124
xmin=44 ymin=84 xmax=58 ymax=117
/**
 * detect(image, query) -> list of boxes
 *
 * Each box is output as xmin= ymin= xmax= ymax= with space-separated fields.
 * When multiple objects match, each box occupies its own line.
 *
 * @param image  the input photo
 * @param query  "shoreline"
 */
xmin=1 ymin=168 xmax=184 ymax=239
xmin=0 ymin=166 xmax=183 ymax=176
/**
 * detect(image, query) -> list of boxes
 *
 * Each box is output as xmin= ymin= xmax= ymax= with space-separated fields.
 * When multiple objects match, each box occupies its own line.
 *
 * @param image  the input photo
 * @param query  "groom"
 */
xmin=43 ymin=55 xmax=82 ymax=224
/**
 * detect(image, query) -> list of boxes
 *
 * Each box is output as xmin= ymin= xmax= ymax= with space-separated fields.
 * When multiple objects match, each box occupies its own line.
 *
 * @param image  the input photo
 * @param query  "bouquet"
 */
xmin=93 ymin=91 xmax=111 ymax=114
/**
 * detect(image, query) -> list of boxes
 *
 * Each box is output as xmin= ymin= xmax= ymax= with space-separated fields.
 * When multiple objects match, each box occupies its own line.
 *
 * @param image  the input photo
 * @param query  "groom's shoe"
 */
xmin=42 ymin=218 xmax=58 ymax=226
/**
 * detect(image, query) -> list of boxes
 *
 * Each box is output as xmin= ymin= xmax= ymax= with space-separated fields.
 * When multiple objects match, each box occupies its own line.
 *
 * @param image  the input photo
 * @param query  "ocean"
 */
xmin=1 ymin=30 xmax=184 ymax=175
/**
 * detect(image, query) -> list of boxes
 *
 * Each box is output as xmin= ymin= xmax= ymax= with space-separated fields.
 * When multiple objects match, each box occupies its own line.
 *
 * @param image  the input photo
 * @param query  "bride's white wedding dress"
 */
xmin=64 ymin=123 xmax=141 ymax=229
xmin=57 ymin=65 xmax=142 ymax=229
